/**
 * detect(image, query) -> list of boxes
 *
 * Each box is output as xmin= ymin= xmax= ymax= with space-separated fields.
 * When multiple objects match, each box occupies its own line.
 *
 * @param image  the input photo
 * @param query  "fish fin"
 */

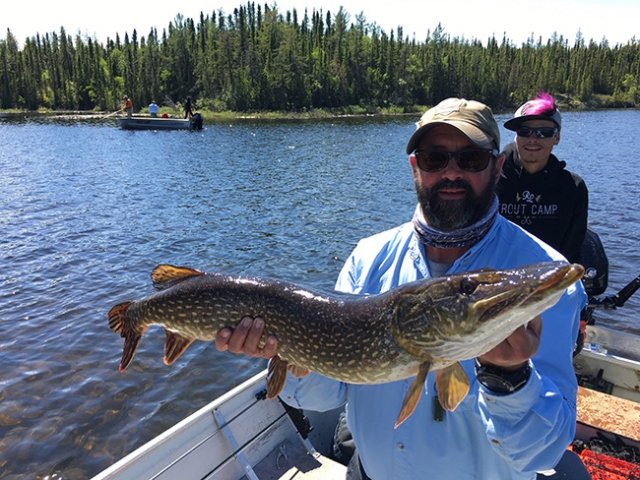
xmin=287 ymin=364 xmax=311 ymax=378
xmin=151 ymin=265 xmax=204 ymax=290
xmin=163 ymin=329 xmax=195 ymax=365
xmin=395 ymin=361 xmax=431 ymax=429
xmin=108 ymin=302 xmax=146 ymax=372
xmin=266 ymin=355 xmax=289 ymax=399
xmin=435 ymin=362 xmax=470 ymax=411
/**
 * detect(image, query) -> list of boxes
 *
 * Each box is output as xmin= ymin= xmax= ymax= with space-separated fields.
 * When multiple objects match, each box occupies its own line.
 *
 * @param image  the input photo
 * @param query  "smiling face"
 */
xmin=409 ymin=125 xmax=504 ymax=230
xmin=514 ymin=119 xmax=561 ymax=174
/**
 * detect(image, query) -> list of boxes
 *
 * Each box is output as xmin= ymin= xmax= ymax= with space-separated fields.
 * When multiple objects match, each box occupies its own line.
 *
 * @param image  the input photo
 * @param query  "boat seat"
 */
xmin=577 ymin=386 xmax=640 ymax=443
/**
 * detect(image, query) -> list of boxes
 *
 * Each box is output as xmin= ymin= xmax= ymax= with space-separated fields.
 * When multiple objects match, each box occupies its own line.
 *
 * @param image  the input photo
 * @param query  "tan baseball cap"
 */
xmin=406 ymin=98 xmax=500 ymax=154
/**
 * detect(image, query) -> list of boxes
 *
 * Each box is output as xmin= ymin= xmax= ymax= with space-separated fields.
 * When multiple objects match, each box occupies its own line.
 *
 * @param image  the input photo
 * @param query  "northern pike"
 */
xmin=108 ymin=261 xmax=583 ymax=427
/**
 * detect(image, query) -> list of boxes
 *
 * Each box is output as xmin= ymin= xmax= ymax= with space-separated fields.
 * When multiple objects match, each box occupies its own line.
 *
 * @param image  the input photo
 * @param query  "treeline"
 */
xmin=1 ymin=3 xmax=639 ymax=113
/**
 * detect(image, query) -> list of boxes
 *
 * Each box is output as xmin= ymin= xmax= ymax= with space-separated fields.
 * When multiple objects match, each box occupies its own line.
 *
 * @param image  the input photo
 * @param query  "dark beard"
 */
xmin=416 ymin=172 xmax=496 ymax=230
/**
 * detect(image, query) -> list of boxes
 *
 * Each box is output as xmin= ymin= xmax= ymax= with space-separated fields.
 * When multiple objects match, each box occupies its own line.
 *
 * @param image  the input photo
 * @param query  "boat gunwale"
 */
xmin=116 ymin=117 xmax=193 ymax=130
xmin=90 ymin=371 xmax=271 ymax=479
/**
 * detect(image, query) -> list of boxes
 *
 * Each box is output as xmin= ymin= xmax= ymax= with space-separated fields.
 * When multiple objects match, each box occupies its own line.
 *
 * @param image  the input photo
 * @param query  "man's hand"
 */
xmin=477 ymin=315 xmax=542 ymax=370
xmin=215 ymin=316 xmax=278 ymax=359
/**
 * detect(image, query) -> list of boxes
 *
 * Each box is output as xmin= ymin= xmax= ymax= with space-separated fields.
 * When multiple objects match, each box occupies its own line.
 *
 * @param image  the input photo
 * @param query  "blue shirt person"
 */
xmin=148 ymin=101 xmax=159 ymax=118
xmin=215 ymin=98 xmax=587 ymax=480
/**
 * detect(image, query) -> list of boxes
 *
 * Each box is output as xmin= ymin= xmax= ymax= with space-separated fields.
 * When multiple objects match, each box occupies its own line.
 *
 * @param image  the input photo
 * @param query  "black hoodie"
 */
xmin=497 ymin=142 xmax=588 ymax=264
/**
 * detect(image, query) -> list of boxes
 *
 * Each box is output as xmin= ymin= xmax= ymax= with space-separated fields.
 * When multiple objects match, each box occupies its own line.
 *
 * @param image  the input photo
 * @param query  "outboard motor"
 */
xmin=190 ymin=113 xmax=203 ymax=131
xmin=581 ymin=226 xmax=609 ymax=297
xmin=574 ymin=226 xmax=640 ymax=355
xmin=574 ymin=226 xmax=609 ymax=355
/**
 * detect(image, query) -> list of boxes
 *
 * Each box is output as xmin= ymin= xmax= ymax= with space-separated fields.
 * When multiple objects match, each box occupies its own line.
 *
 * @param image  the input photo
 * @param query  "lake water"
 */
xmin=1 ymin=110 xmax=639 ymax=479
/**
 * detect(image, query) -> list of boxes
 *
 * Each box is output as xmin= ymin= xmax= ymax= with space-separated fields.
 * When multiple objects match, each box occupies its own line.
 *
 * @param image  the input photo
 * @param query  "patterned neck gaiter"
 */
xmin=412 ymin=196 xmax=498 ymax=249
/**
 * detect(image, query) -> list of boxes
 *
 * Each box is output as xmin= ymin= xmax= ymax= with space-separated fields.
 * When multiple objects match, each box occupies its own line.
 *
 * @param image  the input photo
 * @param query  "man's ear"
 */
xmin=409 ymin=154 xmax=419 ymax=176
xmin=554 ymin=130 xmax=561 ymax=146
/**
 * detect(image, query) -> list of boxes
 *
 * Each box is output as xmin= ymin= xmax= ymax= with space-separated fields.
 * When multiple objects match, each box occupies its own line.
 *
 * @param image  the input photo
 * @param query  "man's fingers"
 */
xmin=478 ymin=315 xmax=543 ymax=368
xmin=263 ymin=335 xmax=278 ymax=359
xmin=215 ymin=316 xmax=277 ymax=359
xmin=507 ymin=315 xmax=542 ymax=355
xmin=215 ymin=328 xmax=232 ymax=352
xmin=243 ymin=317 xmax=266 ymax=356
xmin=227 ymin=317 xmax=255 ymax=354
xmin=528 ymin=315 xmax=543 ymax=337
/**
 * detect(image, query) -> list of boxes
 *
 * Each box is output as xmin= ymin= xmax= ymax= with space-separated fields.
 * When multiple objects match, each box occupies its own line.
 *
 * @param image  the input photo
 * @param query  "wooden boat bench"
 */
xmin=576 ymin=386 xmax=640 ymax=447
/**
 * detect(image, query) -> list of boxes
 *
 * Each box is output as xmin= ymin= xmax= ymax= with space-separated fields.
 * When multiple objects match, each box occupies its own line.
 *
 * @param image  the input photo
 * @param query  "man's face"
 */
xmin=514 ymin=119 xmax=560 ymax=174
xmin=409 ymin=125 xmax=503 ymax=230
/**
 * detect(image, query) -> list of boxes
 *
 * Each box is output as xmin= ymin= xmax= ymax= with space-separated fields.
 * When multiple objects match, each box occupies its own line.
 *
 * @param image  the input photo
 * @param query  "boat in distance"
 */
xmin=116 ymin=113 xmax=203 ymax=131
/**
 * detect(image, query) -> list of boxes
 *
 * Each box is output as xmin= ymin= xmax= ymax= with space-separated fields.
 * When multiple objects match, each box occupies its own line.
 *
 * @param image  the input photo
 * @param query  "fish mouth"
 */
xmin=474 ymin=262 xmax=584 ymax=323
xmin=536 ymin=263 xmax=584 ymax=293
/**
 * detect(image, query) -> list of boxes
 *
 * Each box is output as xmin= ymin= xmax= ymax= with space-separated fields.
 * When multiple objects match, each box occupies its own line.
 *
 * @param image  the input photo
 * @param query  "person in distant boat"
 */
xmin=123 ymin=96 xmax=133 ymax=119
xmin=148 ymin=100 xmax=159 ymax=118
xmin=497 ymin=92 xmax=588 ymax=265
xmin=216 ymin=98 xmax=588 ymax=479
xmin=184 ymin=97 xmax=193 ymax=118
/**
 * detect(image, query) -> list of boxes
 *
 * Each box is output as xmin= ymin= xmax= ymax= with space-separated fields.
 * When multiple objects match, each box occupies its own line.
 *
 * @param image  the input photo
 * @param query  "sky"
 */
xmin=2 ymin=0 xmax=639 ymax=48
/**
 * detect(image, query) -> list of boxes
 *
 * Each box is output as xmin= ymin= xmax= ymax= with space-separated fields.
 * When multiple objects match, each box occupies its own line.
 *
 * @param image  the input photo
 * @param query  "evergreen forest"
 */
xmin=1 ymin=3 xmax=639 ymax=114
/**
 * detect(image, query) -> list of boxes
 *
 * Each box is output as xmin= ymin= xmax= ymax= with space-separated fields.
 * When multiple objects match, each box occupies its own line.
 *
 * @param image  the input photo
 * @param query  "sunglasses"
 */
xmin=516 ymin=126 xmax=558 ymax=138
xmin=414 ymin=148 xmax=497 ymax=173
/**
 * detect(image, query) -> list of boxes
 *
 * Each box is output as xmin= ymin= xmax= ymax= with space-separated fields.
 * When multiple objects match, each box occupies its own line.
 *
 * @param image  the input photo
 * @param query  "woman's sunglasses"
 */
xmin=516 ymin=126 xmax=558 ymax=138
xmin=414 ymin=148 xmax=497 ymax=173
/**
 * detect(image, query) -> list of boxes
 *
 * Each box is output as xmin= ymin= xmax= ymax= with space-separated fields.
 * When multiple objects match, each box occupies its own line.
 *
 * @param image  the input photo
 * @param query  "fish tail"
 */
xmin=108 ymin=302 xmax=146 ymax=372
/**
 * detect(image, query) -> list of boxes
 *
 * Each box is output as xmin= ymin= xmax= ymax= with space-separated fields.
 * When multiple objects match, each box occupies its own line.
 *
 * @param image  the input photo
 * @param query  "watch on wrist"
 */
xmin=475 ymin=359 xmax=532 ymax=394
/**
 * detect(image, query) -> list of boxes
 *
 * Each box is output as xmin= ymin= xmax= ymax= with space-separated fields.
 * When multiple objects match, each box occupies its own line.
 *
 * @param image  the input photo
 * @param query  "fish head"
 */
xmin=391 ymin=261 xmax=584 ymax=363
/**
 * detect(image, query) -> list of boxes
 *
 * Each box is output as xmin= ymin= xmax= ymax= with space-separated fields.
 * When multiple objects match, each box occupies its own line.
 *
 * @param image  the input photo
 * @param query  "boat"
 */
xmin=92 ymin=230 xmax=640 ymax=480
xmin=116 ymin=113 xmax=203 ymax=131
xmin=91 ymin=369 xmax=346 ymax=480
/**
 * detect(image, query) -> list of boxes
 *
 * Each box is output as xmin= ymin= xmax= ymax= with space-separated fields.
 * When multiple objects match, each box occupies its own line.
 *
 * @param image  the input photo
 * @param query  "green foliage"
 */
xmin=1 ymin=6 xmax=640 ymax=112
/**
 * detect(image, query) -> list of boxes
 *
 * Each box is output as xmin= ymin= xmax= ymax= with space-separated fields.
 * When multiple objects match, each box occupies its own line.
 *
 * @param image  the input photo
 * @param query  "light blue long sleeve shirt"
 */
xmin=279 ymin=214 xmax=586 ymax=480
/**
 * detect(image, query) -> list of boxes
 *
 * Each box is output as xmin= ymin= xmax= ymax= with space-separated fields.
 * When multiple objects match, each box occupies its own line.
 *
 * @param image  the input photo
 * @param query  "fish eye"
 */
xmin=459 ymin=278 xmax=478 ymax=295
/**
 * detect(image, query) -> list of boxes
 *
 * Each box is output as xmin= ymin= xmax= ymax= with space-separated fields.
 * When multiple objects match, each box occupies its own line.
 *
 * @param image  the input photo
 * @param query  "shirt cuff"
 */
xmin=478 ymin=366 xmax=543 ymax=421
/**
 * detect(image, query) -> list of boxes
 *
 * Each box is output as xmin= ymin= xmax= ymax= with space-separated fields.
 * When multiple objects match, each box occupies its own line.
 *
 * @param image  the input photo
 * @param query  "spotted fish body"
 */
xmin=109 ymin=262 xmax=583 ymax=427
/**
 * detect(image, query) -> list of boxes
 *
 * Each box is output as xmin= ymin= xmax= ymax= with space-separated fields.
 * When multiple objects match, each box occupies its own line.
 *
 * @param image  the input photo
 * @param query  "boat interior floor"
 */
xmin=577 ymin=386 xmax=640 ymax=445
xmin=252 ymin=437 xmax=347 ymax=480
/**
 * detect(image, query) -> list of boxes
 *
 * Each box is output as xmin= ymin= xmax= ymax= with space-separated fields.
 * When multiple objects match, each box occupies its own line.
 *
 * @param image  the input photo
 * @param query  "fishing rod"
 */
xmin=588 ymin=274 xmax=640 ymax=311
xmin=101 ymin=107 xmax=125 ymax=119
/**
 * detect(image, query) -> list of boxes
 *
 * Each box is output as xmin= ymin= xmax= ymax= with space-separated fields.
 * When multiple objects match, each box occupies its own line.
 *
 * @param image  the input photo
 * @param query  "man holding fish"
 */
xmin=216 ymin=98 xmax=589 ymax=479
